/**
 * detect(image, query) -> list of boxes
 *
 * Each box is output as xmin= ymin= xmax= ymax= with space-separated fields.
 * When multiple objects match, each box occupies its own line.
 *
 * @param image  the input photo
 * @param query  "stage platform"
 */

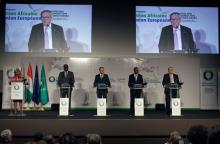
xmin=0 ymin=110 xmax=220 ymax=137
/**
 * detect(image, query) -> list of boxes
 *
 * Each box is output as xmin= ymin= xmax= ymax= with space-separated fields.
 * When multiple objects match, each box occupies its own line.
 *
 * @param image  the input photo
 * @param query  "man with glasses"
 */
xmin=28 ymin=10 xmax=67 ymax=52
xmin=158 ymin=12 xmax=196 ymax=53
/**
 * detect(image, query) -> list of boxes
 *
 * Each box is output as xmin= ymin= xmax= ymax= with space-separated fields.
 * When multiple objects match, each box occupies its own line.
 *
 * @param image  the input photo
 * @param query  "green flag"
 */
xmin=40 ymin=65 xmax=49 ymax=105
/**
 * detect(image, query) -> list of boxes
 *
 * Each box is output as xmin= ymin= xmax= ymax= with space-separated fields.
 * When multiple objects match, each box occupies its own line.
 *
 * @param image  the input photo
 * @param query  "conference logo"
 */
xmin=14 ymin=84 xmax=20 ymax=90
xmin=61 ymin=100 xmax=67 ymax=106
xmin=98 ymin=100 xmax=105 ymax=106
xmin=49 ymin=76 xmax=56 ymax=83
xmin=6 ymin=68 xmax=14 ymax=79
xmin=172 ymin=101 xmax=179 ymax=107
xmin=136 ymin=101 xmax=143 ymax=107
xmin=203 ymin=71 xmax=214 ymax=81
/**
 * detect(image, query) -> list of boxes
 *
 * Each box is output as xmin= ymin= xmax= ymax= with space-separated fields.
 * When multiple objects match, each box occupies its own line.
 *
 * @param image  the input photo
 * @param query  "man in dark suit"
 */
xmin=93 ymin=67 xmax=111 ymax=99
xmin=58 ymin=64 xmax=75 ymax=109
xmin=28 ymin=10 xmax=67 ymax=52
xmin=158 ymin=12 xmax=196 ymax=53
xmin=128 ymin=67 xmax=146 ymax=116
xmin=162 ymin=66 xmax=181 ymax=115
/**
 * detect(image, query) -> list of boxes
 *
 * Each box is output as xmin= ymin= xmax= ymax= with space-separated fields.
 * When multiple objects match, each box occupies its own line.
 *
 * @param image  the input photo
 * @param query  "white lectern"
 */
xmin=10 ymin=81 xmax=25 ymax=116
xmin=165 ymin=83 xmax=182 ymax=116
xmin=95 ymin=83 xmax=109 ymax=116
xmin=131 ymin=84 xmax=145 ymax=116
xmin=59 ymin=84 xmax=72 ymax=116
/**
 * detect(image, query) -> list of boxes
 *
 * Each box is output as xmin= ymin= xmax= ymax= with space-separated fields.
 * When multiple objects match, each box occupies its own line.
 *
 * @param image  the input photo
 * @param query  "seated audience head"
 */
xmin=169 ymin=131 xmax=181 ymax=141
xmin=86 ymin=134 xmax=102 ymax=144
xmin=34 ymin=132 xmax=44 ymax=142
xmin=207 ymin=125 xmax=220 ymax=144
xmin=43 ymin=134 xmax=55 ymax=144
xmin=59 ymin=133 xmax=77 ymax=144
xmin=0 ymin=129 xmax=13 ymax=143
xmin=36 ymin=140 xmax=47 ymax=144
xmin=187 ymin=125 xmax=208 ymax=144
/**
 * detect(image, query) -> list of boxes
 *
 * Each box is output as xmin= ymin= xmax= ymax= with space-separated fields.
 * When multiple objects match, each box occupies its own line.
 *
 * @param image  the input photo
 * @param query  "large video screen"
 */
xmin=5 ymin=4 xmax=92 ymax=53
xmin=136 ymin=6 xmax=219 ymax=54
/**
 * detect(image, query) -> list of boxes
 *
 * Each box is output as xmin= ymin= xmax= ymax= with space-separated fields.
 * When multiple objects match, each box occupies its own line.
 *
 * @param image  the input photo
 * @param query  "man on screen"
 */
xmin=162 ymin=66 xmax=182 ymax=115
xmin=158 ymin=12 xmax=196 ymax=53
xmin=28 ymin=10 xmax=67 ymax=52
xmin=93 ymin=67 xmax=111 ymax=99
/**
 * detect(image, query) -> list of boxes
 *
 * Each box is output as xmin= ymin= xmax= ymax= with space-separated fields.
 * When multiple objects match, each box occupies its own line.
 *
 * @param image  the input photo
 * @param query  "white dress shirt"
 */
xmin=134 ymin=74 xmax=138 ymax=81
xmin=173 ymin=25 xmax=182 ymax=50
xmin=44 ymin=24 xmax=53 ymax=49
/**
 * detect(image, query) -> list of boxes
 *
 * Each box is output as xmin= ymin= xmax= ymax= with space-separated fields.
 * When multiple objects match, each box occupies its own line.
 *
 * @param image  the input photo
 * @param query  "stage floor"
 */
xmin=0 ymin=110 xmax=220 ymax=119
xmin=0 ymin=110 xmax=220 ymax=137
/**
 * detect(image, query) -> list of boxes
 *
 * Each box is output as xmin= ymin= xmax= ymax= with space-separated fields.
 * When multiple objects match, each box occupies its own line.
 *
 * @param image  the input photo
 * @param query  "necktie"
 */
xmin=100 ymin=74 xmax=103 ymax=79
xmin=135 ymin=75 xmax=137 ymax=81
xmin=44 ymin=27 xmax=49 ymax=48
xmin=174 ymin=29 xmax=179 ymax=50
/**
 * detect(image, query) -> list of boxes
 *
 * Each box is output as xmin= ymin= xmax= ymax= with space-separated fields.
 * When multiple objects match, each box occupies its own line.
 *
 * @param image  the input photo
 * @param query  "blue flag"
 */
xmin=33 ymin=65 xmax=40 ymax=104
xmin=40 ymin=65 xmax=49 ymax=105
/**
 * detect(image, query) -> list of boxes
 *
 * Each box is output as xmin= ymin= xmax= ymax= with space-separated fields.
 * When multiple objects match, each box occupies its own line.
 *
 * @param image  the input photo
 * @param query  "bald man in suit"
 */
xmin=28 ymin=10 xmax=67 ymax=52
xmin=159 ymin=12 xmax=196 ymax=53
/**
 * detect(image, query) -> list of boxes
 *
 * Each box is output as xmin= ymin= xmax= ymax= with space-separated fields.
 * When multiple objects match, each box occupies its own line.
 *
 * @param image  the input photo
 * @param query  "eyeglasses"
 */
xmin=170 ymin=18 xmax=180 ymax=21
xmin=41 ymin=16 xmax=51 ymax=19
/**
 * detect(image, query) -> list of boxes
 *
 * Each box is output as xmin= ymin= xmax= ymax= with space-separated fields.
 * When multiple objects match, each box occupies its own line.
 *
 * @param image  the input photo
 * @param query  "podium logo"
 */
xmin=61 ymin=101 xmax=67 ymax=106
xmin=203 ymin=71 xmax=213 ymax=81
xmin=98 ymin=101 xmax=105 ymax=106
xmin=49 ymin=76 xmax=56 ymax=83
xmin=173 ymin=101 xmax=179 ymax=106
xmin=136 ymin=101 xmax=143 ymax=107
xmin=14 ymin=84 xmax=20 ymax=90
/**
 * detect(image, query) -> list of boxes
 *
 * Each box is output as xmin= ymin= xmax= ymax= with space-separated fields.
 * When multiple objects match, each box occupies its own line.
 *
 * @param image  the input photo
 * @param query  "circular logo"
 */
xmin=14 ymin=84 xmax=20 ymax=90
xmin=7 ymin=68 xmax=14 ymax=79
xmin=136 ymin=101 xmax=142 ymax=107
xmin=61 ymin=101 xmax=67 ymax=106
xmin=173 ymin=101 xmax=179 ymax=106
xmin=203 ymin=71 xmax=213 ymax=81
xmin=98 ymin=101 xmax=105 ymax=106
xmin=49 ymin=76 xmax=56 ymax=82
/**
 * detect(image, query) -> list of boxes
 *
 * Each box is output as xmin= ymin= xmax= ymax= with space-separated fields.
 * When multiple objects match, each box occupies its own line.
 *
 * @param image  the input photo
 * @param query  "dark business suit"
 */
xmin=128 ymin=74 xmax=144 ymax=115
xmin=93 ymin=74 xmax=111 ymax=98
xmin=28 ymin=23 xmax=67 ymax=52
xmin=58 ymin=71 xmax=75 ymax=109
xmin=158 ymin=25 xmax=196 ymax=53
xmin=162 ymin=73 xmax=180 ymax=115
